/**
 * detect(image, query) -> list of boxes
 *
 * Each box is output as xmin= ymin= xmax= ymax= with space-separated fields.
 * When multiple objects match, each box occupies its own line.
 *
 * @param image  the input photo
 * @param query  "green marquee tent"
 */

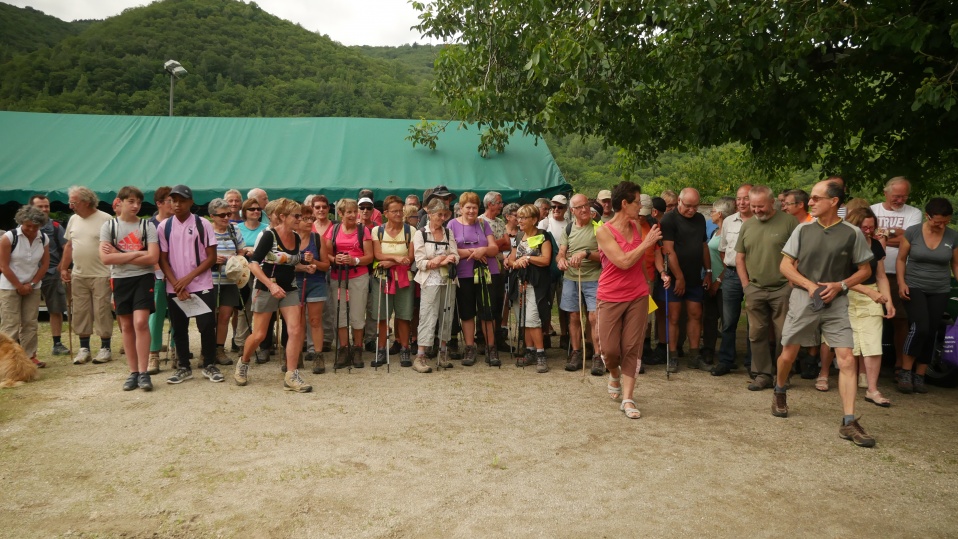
xmin=0 ymin=112 xmax=569 ymax=205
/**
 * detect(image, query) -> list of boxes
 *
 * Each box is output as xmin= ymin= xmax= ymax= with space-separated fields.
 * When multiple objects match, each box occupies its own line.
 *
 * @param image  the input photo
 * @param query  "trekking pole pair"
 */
xmin=374 ymin=267 xmax=391 ymax=372
xmin=333 ymin=265 xmax=352 ymax=373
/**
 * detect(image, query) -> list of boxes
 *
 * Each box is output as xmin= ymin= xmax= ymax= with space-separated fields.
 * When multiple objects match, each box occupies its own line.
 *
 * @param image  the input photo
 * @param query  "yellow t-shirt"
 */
xmin=65 ymin=210 xmax=112 ymax=278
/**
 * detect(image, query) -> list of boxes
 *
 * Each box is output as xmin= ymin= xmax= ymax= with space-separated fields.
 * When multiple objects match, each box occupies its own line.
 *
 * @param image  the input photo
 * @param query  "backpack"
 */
xmin=226 ymin=222 xmax=241 ymax=252
xmin=376 ymin=223 xmax=412 ymax=246
xmin=108 ymin=217 xmax=149 ymax=252
xmin=163 ymin=214 xmax=208 ymax=267
xmin=49 ymin=221 xmax=62 ymax=253
xmin=7 ymin=228 xmax=48 ymax=252
xmin=515 ymin=227 xmax=561 ymax=280
xmin=330 ymin=222 xmax=365 ymax=255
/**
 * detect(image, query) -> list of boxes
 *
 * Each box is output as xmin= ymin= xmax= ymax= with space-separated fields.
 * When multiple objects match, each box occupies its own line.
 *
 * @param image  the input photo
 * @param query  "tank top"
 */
xmin=597 ymin=221 xmax=650 ymax=302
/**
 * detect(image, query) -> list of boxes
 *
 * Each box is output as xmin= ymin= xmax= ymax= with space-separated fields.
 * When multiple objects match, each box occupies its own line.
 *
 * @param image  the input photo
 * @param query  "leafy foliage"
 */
xmin=0 ymin=3 xmax=83 ymax=61
xmin=0 ymin=0 xmax=445 ymax=118
xmin=413 ymin=0 xmax=958 ymax=196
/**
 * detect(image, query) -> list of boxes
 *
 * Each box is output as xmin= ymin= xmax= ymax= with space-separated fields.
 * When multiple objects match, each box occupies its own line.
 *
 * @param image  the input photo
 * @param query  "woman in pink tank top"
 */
xmin=595 ymin=181 xmax=662 ymax=419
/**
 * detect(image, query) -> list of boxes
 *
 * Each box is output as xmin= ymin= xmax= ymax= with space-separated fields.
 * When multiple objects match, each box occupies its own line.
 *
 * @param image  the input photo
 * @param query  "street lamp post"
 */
xmin=164 ymin=59 xmax=188 ymax=117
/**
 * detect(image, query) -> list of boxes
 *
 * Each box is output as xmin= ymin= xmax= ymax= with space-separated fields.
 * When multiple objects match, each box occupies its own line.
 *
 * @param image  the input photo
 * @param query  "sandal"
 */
xmin=865 ymin=390 xmax=891 ymax=408
xmin=607 ymin=376 xmax=621 ymax=400
xmin=620 ymin=399 xmax=641 ymax=419
xmin=815 ymin=375 xmax=829 ymax=392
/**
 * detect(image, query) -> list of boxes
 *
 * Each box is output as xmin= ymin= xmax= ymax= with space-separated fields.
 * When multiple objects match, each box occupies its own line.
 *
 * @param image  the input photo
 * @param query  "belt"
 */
xmin=725 ymin=265 xmax=735 ymax=270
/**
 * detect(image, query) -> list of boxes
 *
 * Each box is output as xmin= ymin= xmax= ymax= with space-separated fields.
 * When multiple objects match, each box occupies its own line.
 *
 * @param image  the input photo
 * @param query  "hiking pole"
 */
xmin=479 ymin=263 xmax=499 ymax=369
xmin=664 ymin=255 xmax=671 ymax=381
xmin=517 ymin=269 xmax=527 ymax=369
xmin=384 ymin=269 xmax=391 ymax=373
xmin=375 ymin=267 xmax=384 ymax=372
xmin=334 ymin=266 xmax=344 ymax=373
xmin=343 ymin=264 xmax=352 ymax=373
xmin=438 ymin=262 xmax=456 ymax=371
xmin=579 ymin=270 xmax=587 ymax=377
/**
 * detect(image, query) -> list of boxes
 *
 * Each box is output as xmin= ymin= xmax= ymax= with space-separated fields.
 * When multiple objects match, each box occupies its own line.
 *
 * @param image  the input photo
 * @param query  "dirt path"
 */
xmin=3 ymin=329 xmax=958 ymax=538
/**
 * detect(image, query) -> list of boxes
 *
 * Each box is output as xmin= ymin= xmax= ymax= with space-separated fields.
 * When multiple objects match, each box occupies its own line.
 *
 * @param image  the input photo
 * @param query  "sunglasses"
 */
xmin=247 ymin=207 xmax=262 ymax=212
xmin=552 ymin=205 xmax=566 ymax=210
xmin=313 ymin=205 xmax=328 ymax=210
xmin=359 ymin=206 xmax=373 ymax=211
xmin=212 ymin=213 xmax=231 ymax=218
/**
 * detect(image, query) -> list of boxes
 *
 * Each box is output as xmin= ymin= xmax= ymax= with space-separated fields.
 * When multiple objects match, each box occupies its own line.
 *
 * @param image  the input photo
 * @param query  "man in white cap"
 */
xmin=538 ymin=194 xmax=570 ymax=349
xmin=597 ymin=190 xmax=614 ymax=222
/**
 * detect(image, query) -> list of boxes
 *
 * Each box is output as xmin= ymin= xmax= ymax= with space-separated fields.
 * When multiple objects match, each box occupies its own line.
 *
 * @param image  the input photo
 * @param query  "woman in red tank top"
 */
xmin=595 ymin=182 xmax=662 ymax=419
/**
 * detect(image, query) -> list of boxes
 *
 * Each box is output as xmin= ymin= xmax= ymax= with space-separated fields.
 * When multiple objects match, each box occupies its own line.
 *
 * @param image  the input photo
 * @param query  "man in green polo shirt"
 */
xmin=735 ymin=185 xmax=796 ymax=391
xmin=772 ymin=180 xmax=875 ymax=447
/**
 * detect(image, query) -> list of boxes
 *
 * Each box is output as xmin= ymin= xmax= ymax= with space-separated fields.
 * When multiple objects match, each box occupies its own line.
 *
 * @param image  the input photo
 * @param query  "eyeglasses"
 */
xmin=313 ymin=205 xmax=328 ymax=210
xmin=302 ymin=216 xmax=316 ymax=222
xmin=808 ymin=195 xmax=834 ymax=203
xmin=212 ymin=213 xmax=231 ymax=218
xmin=291 ymin=214 xmax=302 ymax=220
xmin=782 ymin=201 xmax=799 ymax=207
xmin=247 ymin=207 xmax=262 ymax=212
xmin=570 ymin=205 xmax=588 ymax=211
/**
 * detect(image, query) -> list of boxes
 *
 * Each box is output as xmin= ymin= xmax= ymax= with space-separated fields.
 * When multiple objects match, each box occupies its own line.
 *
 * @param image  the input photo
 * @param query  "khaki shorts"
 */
xmin=848 ymin=285 xmax=885 ymax=357
xmin=781 ymin=288 xmax=854 ymax=349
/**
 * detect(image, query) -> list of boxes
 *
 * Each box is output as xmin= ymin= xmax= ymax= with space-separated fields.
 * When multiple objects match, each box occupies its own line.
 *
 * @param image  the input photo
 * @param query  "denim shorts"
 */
xmin=559 ymin=277 xmax=598 ymax=312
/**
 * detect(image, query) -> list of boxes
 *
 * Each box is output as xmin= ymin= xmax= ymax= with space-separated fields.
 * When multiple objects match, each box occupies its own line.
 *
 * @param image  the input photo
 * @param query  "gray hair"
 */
xmin=483 ymin=191 xmax=502 ymax=207
xmin=711 ymin=197 xmax=736 ymax=218
xmin=68 ymin=185 xmax=98 ymax=208
xmin=207 ymin=198 xmax=230 ymax=215
xmin=502 ymin=202 xmax=520 ymax=217
xmin=534 ymin=198 xmax=550 ymax=208
xmin=748 ymin=185 xmax=774 ymax=202
xmin=425 ymin=198 xmax=448 ymax=215
xmin=883 ymin=176 xmax=911 ymax=194
xmin=15 ymin=205 xmax=49 ymax=227
xmin=224 ymin=189 xmax=242 ymax=200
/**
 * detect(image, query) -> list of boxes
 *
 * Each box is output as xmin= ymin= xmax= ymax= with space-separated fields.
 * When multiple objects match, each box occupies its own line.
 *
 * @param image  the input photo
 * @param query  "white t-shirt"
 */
xmin=870 ymin=202 xmax=922 ymax=274
xmin=65 ymin=210 xmax=112 ymax=278
xmin=537 ymin=216 xmax=566 ymax=245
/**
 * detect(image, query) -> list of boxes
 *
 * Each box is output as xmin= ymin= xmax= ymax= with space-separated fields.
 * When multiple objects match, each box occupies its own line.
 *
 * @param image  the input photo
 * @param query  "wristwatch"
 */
xmin=888 ymin=228 xmax=896 ymax=236
xmin=840 ymin=280 xmax=848 ymax=292
xmin=705 ymin=269 xmax=713 ymax=273
xmin=584 ymin=249 xmax=592 ymax=260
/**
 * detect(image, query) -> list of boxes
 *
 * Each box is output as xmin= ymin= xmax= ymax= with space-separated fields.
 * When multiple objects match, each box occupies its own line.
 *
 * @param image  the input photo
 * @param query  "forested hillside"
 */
xmin=0 ymin=3 xmax=83 ymax=60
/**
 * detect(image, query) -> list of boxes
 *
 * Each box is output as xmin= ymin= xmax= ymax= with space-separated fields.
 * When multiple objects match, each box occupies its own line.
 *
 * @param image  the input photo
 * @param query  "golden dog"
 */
xmin=0 ymin=332 xmax=38 ymax=388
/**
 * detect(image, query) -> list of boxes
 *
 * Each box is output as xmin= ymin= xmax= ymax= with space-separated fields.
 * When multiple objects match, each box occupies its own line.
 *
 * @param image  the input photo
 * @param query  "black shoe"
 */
xmin=645 ymin=347 xmax=666 ymax=365
xmin=123 ymin=372 xmax=139 ymax=391
xmin=322 ymin=342 xmax=332 ymax=353
xmin=364 ymin=341 xmax=376 ymax=353
xmin=590 ymin=356 xmax=605 ymax=376
xmin=448 ymin=339 xmax=463 ymax=360
xmin=389 ymin=341 xmax=402 ymax=355
xmin=711 ymin=363 xmax=734 ymax=376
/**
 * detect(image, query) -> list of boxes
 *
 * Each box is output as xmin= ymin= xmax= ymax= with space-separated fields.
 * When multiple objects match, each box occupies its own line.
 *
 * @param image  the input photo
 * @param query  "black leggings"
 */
xmin=903 ymin=288 xmax=949 ymax=364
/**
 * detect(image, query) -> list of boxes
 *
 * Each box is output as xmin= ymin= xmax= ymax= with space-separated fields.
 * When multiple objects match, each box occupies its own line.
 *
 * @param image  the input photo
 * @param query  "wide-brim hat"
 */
xmin=225 ymin=256 xmax=250 ymax=288
xmin=428 ymin=185 xmax=454 ymax=202
xmin=639 ymin=194 xmax=652 ymax=216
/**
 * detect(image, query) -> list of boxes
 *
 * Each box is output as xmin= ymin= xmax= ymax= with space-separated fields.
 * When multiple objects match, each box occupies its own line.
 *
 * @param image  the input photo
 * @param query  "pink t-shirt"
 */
xmin=158 ymin=215 xmax=215 ymax=294
xmin=597 ymin=221 xmax=650 ymax=303
xmin=329 ymin=224 xmax=372 ymax=279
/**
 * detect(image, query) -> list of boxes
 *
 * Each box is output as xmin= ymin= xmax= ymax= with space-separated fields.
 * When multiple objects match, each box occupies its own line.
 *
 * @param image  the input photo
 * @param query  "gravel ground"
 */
xmin=2 ymin=322 xmax=958 ymax=538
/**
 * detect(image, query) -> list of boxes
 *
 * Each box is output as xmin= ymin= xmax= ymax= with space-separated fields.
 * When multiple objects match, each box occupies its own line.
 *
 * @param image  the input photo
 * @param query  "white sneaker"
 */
xmin=92 ymin=348 xmax=113 ymax=364
xmin=73 ymin=348 xmax=92 ymax=364
xmin=858 ymin=373 xmax=868 ymax=389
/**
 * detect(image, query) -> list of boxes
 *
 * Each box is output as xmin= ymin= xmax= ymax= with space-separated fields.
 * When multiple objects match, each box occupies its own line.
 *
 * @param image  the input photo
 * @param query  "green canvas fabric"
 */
xmin=0 ymin=112 xmax=569 ymax=204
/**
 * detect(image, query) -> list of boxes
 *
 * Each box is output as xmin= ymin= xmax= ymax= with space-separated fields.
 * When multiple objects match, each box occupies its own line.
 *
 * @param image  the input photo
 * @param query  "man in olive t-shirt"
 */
xmin=734 ymin=186 xmax=796 ymax=390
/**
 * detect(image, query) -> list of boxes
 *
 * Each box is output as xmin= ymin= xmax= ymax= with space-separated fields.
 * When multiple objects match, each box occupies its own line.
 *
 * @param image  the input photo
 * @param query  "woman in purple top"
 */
xmin=449 ymin=192 xmax=501 ymax=366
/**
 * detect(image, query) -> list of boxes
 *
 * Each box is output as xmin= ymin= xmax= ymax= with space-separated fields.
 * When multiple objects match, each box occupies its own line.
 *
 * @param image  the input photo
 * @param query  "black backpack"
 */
xmin=163 ymin=214 xmax=208 ymax=266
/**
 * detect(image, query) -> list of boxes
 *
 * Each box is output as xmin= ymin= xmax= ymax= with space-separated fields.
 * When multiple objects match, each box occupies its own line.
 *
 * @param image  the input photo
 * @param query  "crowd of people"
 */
xmin=1 ymin=177 xmax=956 ymax=447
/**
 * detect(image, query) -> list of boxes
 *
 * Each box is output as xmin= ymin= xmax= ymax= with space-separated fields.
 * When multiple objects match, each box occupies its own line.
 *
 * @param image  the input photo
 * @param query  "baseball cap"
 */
xmin=170 ymin=184 xmax=193 ymax=199
xmin=551 ymin=194 xmax=568 ymax=206
xmin=651 ymin=196 xmax=666 ymax=213
xmin=597 ymin=189 xmax=612 ymax=201
xmin=639 ymin=194 xmax=652 ymax=216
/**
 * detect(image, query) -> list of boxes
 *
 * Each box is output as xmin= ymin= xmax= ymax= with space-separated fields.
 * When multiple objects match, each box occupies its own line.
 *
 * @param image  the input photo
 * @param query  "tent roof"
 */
xmin=0 ymin=112 xmax=569 ymax=205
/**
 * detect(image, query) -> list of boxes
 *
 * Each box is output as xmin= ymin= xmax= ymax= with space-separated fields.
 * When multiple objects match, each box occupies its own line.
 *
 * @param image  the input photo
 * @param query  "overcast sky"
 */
xmin=8 ymin=0 xmax=433 ymax=46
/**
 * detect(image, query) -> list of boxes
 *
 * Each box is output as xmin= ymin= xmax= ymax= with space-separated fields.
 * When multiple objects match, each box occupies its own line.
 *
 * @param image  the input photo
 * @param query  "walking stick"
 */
xmin=66 ymin=280 xmax=74 ymax=355
xmin=333 ymin=265 xmax=344 ymax=373
xmin=579 ymin=270 xmax=587 ymax=376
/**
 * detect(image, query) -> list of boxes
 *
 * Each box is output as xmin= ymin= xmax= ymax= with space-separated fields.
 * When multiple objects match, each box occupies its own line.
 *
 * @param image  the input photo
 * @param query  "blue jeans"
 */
xmin=718 ymin=268 xmax=751 ymax=367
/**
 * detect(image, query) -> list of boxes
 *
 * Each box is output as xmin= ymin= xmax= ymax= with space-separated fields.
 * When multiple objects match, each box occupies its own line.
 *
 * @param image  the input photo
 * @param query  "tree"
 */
xmin=412 ymin=0 xmax=958 ymax=195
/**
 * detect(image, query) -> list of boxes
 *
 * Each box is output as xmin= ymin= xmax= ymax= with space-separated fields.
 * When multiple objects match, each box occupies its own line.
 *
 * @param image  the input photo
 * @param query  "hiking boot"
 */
xmin=255 ymin=349 xmax=270 ymax=364
xmin=771 ymin=391 xmax=788 ymax=417
xmin=202 ymin=365 xmax=225 ymax=383
xmin=462 ymin=344 xmax=478 ymax=366
xmin=167 ymin=367 xmax=192 ymax=384
xmin=138 ymin=373 xmax=153 ymax=391
xmin=839 ymin=418 xmax=876 ymax=448
xmin=437 ymin=347 xmax=453 ymax=369
xmin=372 ymin=348 xmax=387 ymax=368
xmin=535 ymin=350 xmax=549 ymax=373
xmin=92 ymin=348 xmax=112 ymax=364
xmin=399 ymin=347 xmax=412 ymax=367
xmin=590 ymin=355 xmax=605 ymax=376
xmin=448 ymin=338 xmax=463 ymax=360
xmin=284 ymin=369 xmax=313 ymax=393
xmin=487 ymin=348 xmax=501 ymax=367
xmin=912 ymin=373 xmax=928 ymax=394
xmin=52 ymin=342 xmax=70 ymax=355
xmin=666 ymin=354 xmax=679 ymax=374
xmin=897 ymin=370 xmax=914 ymax=393
xmin=352 ymin=346 xmax=365 ymax=368
xmin=215 ymin=348 xmax=234 ymax=366
xmin=565 ymin=349 xmax=584 ymax=372
xmin=123 ymin=372 xmax=139 ymax=391
xmin=412 ymin=355 xmax=432 ymax=373
xmin=334 ymin=347 xmax=351 ymax=370
xmin=687 ymin=354 xmax=707 ymax=370
xmin=515 ymin=350 xmax=535 ymax=368
xmin=311 ymin=353 xmax=326 ymax=374
xmin=147 ymin=352 xmax=161 ymax=374
xmin=234 ymin=361 xmax=250 ymax=386
xmin=748 ymin=373 xmax=774 ymax=391
xmin=711 ymin=363 xmax=733 ymax=377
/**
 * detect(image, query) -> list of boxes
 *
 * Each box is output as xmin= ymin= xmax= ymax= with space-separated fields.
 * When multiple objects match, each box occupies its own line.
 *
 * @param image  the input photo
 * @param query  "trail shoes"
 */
xmin=234 ymin=361 xmax=250 ymax=386
xmin=52 ymin=342 xmax=70 ymax=355
xmin=772 ymin=391 xmax=788 ymax=418
xmin=167 ymin=368 xmax=193 ymax=384
xmin=590 ymin=355 xmax=605 ymax=376
xmin=202 ymin=365 xmax=225 ymax=383
xmin=254 ymin=349 xmax=270 ymax=364
xmin=138 ymin=373 xmax=153 ymax=391
xmin=214 ymin=348 xmax=234 ymax=366
xmin=748 ymin=374 xmax=774 ymax=391
xmin=565 ymin=349 xmax=584 ymax=372
xmin=486 ymin=348 xmax=501 ymax=367
xmin=897 ymin=370 xmax=914 ymax=394
xmin=284 ymin=369 xmax=312 ymax=392
xmin=73 ymin=348 xmax=91 ymax=364
xmin=147 ymin=352 xmax=161 ymax=374
xmin=462 ymin=344 xmax=478 ymax=366
xmin=372 ymin=348 xmax=388 ymax=368
xmin=839 ymin=418 xmax=876 ymax=448
xmin=666 ymin=355 xmax=679 ymax=374
xmin=123 ymin=372 xmax=140 ymax=391
xmin=312 ymin=353 xmax=326 ymax=374
xmin=412 ymin=355 xmax=433 ymax=373
xmin=92 ymin=348 xmax=112 ymax=364
xmin=352 ymin=346 xmax=365 ymax=368
xmin=399 ymin=347 xmax=412 ymax=368
xmin=536 ymin=350 xmax=549 ymax=373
